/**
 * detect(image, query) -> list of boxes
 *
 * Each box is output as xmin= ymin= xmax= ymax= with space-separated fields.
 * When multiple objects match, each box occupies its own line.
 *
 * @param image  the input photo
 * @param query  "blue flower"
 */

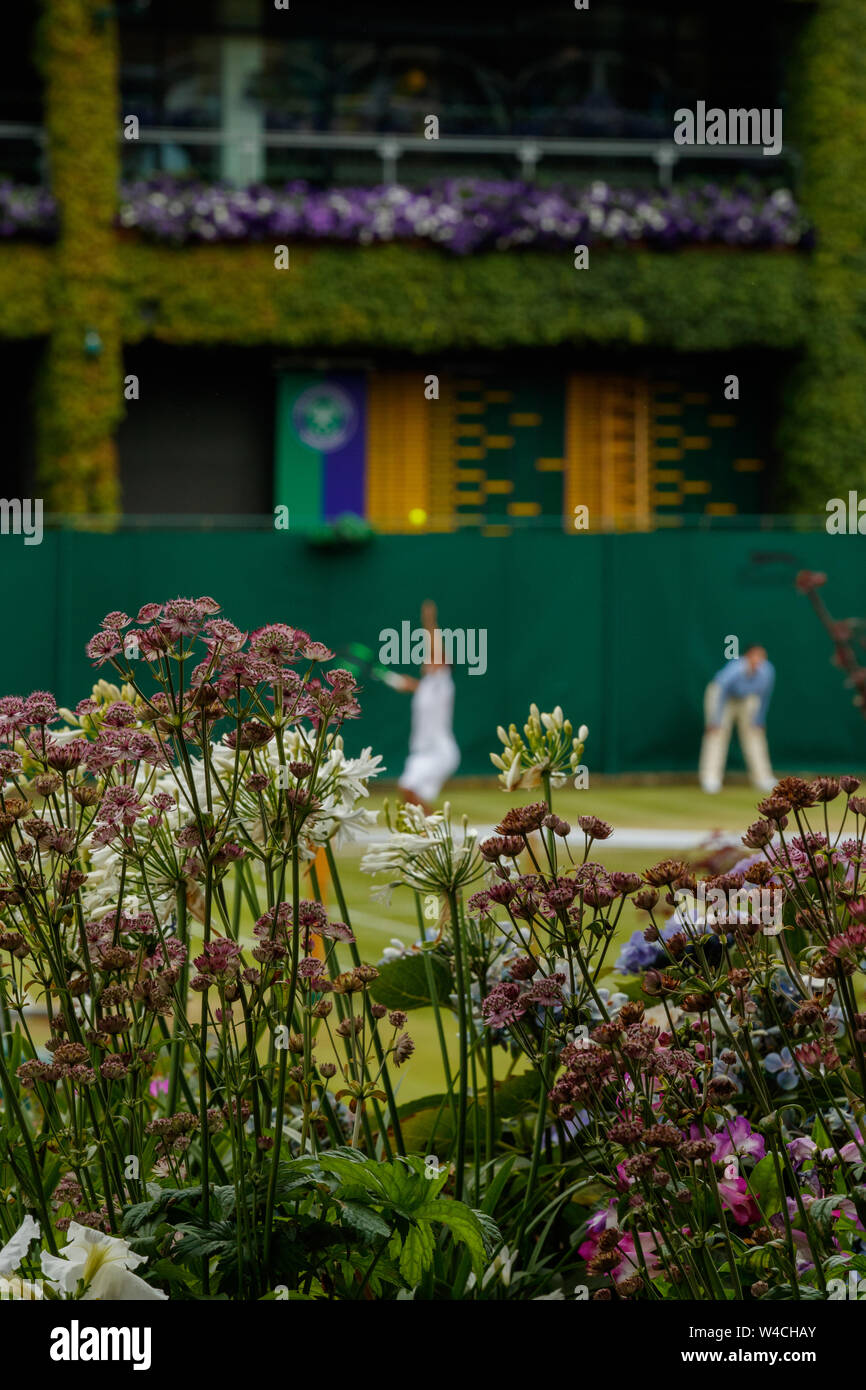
xmin=615 ymin=931 xmax=665 ymax=974
xmin=587 ymin=988 xmax=629 ymax=1021
xmin=763 ymin=1047 xmax=799 ymax=1090
xmin=712 ymin=1057 xmax=743 ymax=1094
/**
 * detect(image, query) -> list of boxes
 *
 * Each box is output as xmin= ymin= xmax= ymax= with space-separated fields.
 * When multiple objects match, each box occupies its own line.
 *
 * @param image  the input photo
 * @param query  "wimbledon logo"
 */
xmin=292 ymin=384 xmax=358 ymax=453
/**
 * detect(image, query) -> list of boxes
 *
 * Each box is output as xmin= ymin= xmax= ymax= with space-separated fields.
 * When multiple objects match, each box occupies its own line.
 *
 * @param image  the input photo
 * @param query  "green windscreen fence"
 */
xmin=1 ymin=527 xmax=864 ymax=777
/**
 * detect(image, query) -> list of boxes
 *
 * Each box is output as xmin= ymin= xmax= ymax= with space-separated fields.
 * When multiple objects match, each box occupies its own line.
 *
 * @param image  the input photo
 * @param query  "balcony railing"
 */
xmin=0 ymin=122 xmax=801 ymax=189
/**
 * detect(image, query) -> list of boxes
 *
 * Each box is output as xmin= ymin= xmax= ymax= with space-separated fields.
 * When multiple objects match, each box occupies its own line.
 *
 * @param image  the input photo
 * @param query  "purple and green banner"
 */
xmin=274 ymin=371 xmax=367 ymax=523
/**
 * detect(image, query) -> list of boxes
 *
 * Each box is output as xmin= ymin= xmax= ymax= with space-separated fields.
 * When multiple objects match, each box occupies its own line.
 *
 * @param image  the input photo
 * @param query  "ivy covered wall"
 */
xmin=35 ymin=0 xmax=123 ymax=513
xmin=780 ymin=0 xmax=866 ymax=510
xmin=117 ymin=243 xmax=810 ymax=353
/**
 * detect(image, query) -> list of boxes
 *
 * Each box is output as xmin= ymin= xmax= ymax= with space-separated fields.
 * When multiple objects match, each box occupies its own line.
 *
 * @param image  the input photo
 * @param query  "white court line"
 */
xmin=352 ymin=824 xmax=739 ymax=852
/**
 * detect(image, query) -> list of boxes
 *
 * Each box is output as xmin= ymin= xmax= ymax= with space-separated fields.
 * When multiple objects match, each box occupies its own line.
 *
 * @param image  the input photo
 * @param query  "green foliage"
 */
xmin=0 ymin=248 xmax=54 ymax=336
xmin=371 ymin=952 xmax=453 ymax=1011
xmin=118 ymin=1150 xmax=498 ymax=1297
xmin=115 ymin=241 xmax=809 ymax=354
xmin=747 ymin=1154 xmax=784 ymax=1219
xmin=34 ymin=0 xmax=124 ymax=513
xmin=305 ymin=1149 xmax=495 ymax=1283
xmin=779 ymin=0 xmax=866 ymax=509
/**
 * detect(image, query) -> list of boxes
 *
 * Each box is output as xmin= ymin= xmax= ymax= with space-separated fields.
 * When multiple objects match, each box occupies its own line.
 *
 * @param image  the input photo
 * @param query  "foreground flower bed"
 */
xmin=0 ymin=601 xmax=864 ymax=1300
xmin=0 ymin=176 xmax=810 ymax=252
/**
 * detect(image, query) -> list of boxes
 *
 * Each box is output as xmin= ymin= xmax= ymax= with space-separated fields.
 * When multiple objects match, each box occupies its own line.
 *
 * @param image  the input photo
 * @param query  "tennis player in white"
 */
xmin=395 ymin=601 xmax=461 ymax=813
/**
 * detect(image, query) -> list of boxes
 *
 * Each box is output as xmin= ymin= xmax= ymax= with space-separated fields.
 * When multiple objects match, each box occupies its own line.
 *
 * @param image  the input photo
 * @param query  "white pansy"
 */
xmin=41 ymin=1223 xmax=168 ymax=1301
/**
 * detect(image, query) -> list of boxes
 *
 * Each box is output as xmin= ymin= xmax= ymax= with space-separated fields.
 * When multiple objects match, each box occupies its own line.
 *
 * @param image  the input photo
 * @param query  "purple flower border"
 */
xmin=0 ymin=176 xmax=812 ymax=253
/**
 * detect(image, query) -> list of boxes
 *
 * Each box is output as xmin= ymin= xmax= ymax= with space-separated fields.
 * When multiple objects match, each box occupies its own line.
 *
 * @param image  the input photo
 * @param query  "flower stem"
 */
xmin=447 ymin=888 xmax=469 ymax=1202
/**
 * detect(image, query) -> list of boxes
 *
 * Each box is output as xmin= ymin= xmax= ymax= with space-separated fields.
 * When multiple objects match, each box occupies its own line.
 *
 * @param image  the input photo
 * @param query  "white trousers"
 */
xmin=699 ymin=685 xmax=774 ymax=788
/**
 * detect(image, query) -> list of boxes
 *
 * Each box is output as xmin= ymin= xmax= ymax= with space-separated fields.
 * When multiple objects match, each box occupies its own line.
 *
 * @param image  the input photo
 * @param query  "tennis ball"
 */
xmin=408 ymin=507 xmax=427 ymax=527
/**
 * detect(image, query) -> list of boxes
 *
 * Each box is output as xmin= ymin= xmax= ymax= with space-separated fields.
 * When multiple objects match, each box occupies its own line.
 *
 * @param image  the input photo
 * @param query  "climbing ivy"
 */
xmin=34 ymin=0 xmax=123 ymax=513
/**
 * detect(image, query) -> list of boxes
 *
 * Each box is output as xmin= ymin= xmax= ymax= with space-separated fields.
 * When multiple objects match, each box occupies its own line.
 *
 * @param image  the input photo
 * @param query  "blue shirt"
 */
xmin=710 ymin=658 xmax=775 ymax=726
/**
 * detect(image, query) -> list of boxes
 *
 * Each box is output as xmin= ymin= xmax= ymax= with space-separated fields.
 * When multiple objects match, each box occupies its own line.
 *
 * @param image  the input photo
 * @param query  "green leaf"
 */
xmin=415 ymin=1199 xmax=487 ymax=1276
xmin=809 ymin=1195 xmax=848 ymax=1235
xmin=747 ymin=1154 xmax=783 ymax=1218
xmin=396 ymin=1092 xmax=454 ymax=1119
xmin=480 ymin=1154 xmax=516 ymax=1215
xmin=399 ymin=1222 xmax=436 ymax=1285
xmin=370 ymin=953 xmax=452 ymax=1011
xmin=372 ymin=1160 xmax=430 ymax=1214
xmin=398 ymin=1099 xmax=490 ymax=1153
xmin=147 ymin=1258 xmax=197 ymax=1288
xmin=121 ymin=1187 xmax=206 ymax=1234
xmin=314 ymin=1154 xmax=390 ymax=1200
xmin=492 ymin=1071 xmax=541 ymax=1119
xmin=474 ymin=1209 xmax=503 ymax=1257
xmin=338 ymin=1202 xmax=392 ymax=1242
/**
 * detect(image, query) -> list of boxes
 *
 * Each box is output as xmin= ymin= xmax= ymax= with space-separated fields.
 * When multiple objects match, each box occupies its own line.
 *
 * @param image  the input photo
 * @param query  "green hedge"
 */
xmin=116 ymin=242 xmax=810 ymax=353
xmin=34 ymin=0 xmax=123 ymax=513
xmin=0 ymin=247 xmax=55 ymax=336
xmin=0 ymin=241 xmax=813 ymax=352
xmin=779 ymin=0 xmax=866 ymax=509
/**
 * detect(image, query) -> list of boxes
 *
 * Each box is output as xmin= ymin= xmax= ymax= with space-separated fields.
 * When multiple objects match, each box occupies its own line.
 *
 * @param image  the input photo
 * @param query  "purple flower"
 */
xmin=615 ymin=929 xmax=664 ymax=974
xmin=0 ymin=176 xmax=811 ymax=254
xmin=711 ymin=1117 xmax=765 ymax=1164
xmin=787 ymin=1137 xmax=817 ymax=1165
xmin=523 ymin=973 xmax=566 ymax=1007
xmin=481 ymin=981 xmax=527 ymax=1029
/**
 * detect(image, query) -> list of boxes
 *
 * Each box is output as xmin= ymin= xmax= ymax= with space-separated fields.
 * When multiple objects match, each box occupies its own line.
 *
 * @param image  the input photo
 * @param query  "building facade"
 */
xmin=0 ymin=0 xmax=861 ymax=529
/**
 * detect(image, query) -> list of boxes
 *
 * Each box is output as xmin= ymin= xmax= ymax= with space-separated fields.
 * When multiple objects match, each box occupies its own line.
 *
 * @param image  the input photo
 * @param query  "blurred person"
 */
xmin=394 ymin=600 xmax=461 ymax=814
xmin=699 ymin=644 xmax=776 ymax=794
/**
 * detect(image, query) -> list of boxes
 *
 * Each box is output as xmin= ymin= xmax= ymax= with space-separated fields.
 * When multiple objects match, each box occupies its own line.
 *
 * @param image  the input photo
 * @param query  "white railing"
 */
xmin=0 ymin=123 xmax=800 ymax=189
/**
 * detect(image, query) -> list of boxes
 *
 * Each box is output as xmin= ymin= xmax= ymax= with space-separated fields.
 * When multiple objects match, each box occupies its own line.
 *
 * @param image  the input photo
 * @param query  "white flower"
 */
xmin=361 ymin=806 xmax=482 ymax=895
xmin=466 ymin=1244 xmax=515 ymax=1290
xmin=41 ymin=1223 xmax=168 ymax=1301
xmin=309 ymin=802 xmax=379 ymax=850
xmin=0 ymin=1214 xmax=40 ymax=1275
xmin=380 ymin=936 xmax=420 ymax=962
xmin=329 ymin=745 xmax=384 ymax=801
xmin=369 ymin=881 xmax=396 ymax=906
xmin=504 ymin=755 xmax=523 ymax=790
